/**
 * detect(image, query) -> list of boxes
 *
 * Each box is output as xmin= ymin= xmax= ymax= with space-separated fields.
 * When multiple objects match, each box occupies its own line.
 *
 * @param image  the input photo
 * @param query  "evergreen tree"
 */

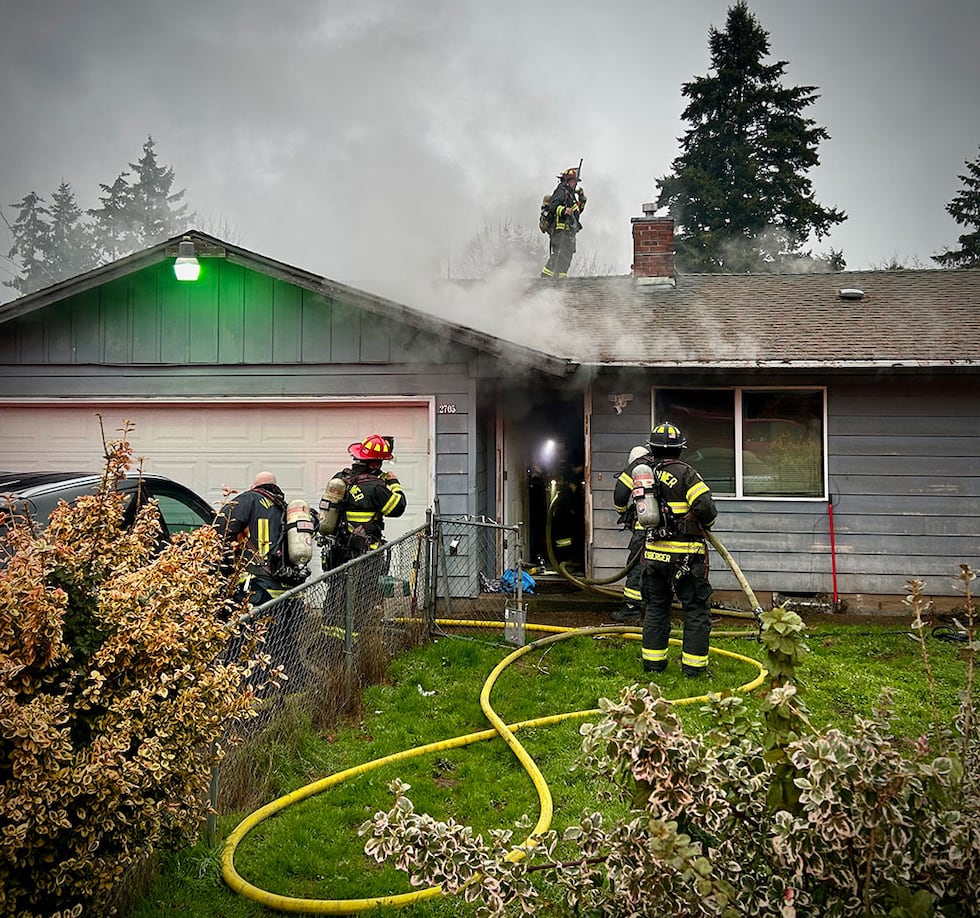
xmin=4 ymin=191 xmax=55 ymax=294
xmin=48 ymin=181 xmax=97 ymax=281
xmin=933 ymin=145 xmax=980 ymax=268
xmin=655 ymin=2 xmax=845 ymax=273
xmin=88 ymin=173 xmax=134 ymax=263
xmin=3 ymin=136 xmax=195 ymax=295
xmin=124 ymin=135 xmax=191 ymax=247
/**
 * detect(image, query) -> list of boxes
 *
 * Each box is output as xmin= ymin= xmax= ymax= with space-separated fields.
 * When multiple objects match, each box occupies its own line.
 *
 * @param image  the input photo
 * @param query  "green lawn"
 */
xmin=129 ymin=615 xmax=972 ymax=917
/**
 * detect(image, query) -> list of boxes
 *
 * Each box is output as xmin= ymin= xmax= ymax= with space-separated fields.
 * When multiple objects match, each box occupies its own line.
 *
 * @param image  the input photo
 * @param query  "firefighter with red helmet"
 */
xmin=540 ymin=165 xmax=586 ymax=279
xmin=613 ymin=421 xmax=717 ymax=677
xmin=319 ymin=434 xmax=407 ymax=569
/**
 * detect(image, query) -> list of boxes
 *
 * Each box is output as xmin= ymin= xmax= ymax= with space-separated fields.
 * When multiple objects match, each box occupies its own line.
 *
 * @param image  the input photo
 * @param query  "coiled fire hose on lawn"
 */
xmin=545 ymin=495 xmax=765 ymax=624
xmin=221 ymin=623 xmax=767 ymax=914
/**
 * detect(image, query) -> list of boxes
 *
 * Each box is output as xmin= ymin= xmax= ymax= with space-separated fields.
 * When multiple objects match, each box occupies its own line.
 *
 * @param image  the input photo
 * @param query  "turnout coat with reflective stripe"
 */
xmin=613 ymin=457 xmax=717 ymax=557
xmin=334 ymin=463 xmax=407 ymax=548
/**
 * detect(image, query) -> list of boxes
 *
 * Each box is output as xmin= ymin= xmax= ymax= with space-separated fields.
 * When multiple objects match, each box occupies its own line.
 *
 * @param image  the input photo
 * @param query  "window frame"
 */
xmin=651 ymin=385 xmax=828 ymax=501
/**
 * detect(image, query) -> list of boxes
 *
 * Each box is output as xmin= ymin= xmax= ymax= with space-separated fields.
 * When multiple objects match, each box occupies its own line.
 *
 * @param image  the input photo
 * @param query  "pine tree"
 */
xmin=655 ymin=2 xmax=845 ymax=273
xmin=88 ymin=173 xmax=134 ymax=263
xmin=124 ymin=135 xmax=191 ymax=247
xmin=4 ymin=191 xmax=56 ymax=294
xmin=933 ymin=146 xmax=980 ymax=268
xmin=48 ymin=181 xmax=97 ymax=281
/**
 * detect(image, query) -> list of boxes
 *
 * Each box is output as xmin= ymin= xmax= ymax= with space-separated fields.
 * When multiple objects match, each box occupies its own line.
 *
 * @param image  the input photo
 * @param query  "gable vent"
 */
xmin=838 ymin=288 xmax=865 ymax=300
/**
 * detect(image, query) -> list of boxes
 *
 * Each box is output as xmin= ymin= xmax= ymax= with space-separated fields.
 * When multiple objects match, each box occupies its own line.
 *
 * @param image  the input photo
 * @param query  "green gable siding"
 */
xmin=131 ymin=271 xmax=160 ymax=363
xmin=0 ymin=261 xmax=469 ymax=369
xmin=71 ymin=289 xmax=101 ymax=363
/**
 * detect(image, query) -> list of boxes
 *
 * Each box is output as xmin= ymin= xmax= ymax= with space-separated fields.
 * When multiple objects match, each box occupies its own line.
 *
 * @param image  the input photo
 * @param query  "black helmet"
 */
xmin=648 ymin=421 xmax=687 ymax=452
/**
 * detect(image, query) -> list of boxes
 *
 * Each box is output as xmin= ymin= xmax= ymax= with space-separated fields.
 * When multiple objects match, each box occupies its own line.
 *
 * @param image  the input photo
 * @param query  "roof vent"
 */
xmin=838 ymin=288 xmax=864 ymax=300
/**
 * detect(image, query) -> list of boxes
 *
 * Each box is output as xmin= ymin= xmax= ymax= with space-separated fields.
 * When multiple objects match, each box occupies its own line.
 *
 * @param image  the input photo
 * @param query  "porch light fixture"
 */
xmin=173 ymin=238 xmax=201 ymax=281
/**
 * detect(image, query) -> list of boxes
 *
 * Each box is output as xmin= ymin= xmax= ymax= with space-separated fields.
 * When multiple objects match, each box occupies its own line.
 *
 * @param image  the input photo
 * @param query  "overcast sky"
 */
xmin=1 ymin=0 xmax=978 ymax=307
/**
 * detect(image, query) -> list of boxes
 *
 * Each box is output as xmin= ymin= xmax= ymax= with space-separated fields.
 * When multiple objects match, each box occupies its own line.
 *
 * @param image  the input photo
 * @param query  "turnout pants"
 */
xmin=623 ymin=526 xmax=646 ymax=608
xmin=541 ymin=230 xmax=577 ymax=277
xmin=641 ymin=555 xmax=712 ymax=674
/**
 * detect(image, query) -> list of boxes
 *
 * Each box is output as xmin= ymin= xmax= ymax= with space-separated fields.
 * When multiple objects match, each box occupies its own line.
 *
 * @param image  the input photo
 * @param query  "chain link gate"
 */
xmin=429 ymin=513 xmax=528 ymax=646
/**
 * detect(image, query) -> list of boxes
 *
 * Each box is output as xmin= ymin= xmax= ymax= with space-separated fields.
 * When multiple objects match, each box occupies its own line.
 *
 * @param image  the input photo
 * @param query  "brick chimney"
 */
xmin=631 ymin=204 xmax=675 ymax=285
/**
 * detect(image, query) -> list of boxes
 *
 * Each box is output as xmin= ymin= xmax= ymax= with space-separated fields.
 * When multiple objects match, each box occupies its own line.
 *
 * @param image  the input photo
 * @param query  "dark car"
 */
xmin=0 ymin=471 xmax=217 ymax=546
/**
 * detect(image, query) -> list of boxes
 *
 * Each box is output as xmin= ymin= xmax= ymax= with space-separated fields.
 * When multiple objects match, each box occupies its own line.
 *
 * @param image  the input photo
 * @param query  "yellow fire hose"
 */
xmin=545 ymin=494 xmax=764 ymax=624
xmin=221 ymin=621 xmax=767 ymax=913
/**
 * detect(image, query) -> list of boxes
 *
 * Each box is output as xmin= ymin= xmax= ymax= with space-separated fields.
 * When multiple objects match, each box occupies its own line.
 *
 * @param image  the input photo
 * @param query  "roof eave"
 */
xmin=586 ymin=359 xmax=980 ymax=370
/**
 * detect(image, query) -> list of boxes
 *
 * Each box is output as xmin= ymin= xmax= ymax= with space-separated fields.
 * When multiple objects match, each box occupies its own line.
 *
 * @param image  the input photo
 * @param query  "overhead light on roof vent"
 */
xmin=838 ymin=288 xmax=864 ymax=300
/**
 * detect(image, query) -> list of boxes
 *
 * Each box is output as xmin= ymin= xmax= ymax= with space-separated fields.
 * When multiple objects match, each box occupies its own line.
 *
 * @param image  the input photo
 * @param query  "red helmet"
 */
xmin=349 ymin=434 xmax=393 ymax=461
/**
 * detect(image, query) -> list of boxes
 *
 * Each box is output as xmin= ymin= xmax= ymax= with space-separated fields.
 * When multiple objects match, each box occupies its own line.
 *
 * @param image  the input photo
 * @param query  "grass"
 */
xmin=128 ymin=613 xmax=973 ymax=917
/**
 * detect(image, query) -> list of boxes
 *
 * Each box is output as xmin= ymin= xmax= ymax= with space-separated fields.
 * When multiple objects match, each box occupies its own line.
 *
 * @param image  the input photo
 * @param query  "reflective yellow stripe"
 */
xmin=624 ymin=586 xmax=642 ymax=601
xmin=381 ymin=493 xmax=402 ymax=514
xmin=556 ymin=537 xmax=573 ymax=548
xmin=645 ymin=539 xmax=706 ymax=554
xmin=682 ymin=651 xmax=709 ymax=669
xmin=257 ymin=518 xmax=270 ymax=557
xmin=687 ymin=481 xmax=709 ymax=503
xmin=617 ymin=471 xmax=633 ymax=489
xmin=667 ymin=501 xmax=691 ymax=515
xmin=541 ymin=267 xmax=554 ymax=276
xmin=642 ymin=647 xmax=668 ymax=663
xmin=347 ymin=511 xmax=375 ymax=523
xmin=643 ymin=542 xmax=704 ymax=563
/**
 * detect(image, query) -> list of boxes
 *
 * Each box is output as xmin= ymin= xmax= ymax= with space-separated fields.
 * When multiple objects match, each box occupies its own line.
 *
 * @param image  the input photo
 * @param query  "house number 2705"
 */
xmin=438 ymin=404 xmax=457 ymax=414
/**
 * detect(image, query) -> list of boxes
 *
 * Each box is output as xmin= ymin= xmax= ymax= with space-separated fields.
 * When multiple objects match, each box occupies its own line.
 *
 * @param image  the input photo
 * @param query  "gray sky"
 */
xmin=1 ymin=0 xmax=978 ymax=306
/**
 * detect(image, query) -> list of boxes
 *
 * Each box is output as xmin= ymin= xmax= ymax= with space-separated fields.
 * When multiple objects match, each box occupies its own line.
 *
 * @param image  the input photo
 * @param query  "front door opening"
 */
xmin=502 ymin=393 xmax=584 ymax=574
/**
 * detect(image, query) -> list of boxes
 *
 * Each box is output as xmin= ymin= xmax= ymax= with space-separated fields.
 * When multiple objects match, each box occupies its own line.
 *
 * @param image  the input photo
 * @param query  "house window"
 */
xmin=653 ymin=387 xmax=826 ymax=499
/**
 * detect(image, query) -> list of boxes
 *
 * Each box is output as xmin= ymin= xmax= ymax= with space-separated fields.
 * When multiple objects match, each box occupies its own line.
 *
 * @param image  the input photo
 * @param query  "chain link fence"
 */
xmin=211 ymin=514 xmax=528 ymax=816
xmin=213 ymin=525 xmax=431 ymax=814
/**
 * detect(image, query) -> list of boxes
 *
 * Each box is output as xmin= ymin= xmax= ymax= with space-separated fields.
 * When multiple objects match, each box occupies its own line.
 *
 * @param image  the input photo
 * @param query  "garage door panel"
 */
xmin=1 ymin=402 xmax=432 ymax=543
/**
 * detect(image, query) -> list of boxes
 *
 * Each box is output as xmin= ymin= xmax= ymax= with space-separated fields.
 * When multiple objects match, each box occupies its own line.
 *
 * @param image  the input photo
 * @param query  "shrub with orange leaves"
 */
xmin=0 ymin=435 xmax=259 ymax=917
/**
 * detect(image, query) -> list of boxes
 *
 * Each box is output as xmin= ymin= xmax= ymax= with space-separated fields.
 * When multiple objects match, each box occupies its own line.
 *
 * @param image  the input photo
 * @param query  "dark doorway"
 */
xmin=503 ymin=390 xmax=584 ymax=572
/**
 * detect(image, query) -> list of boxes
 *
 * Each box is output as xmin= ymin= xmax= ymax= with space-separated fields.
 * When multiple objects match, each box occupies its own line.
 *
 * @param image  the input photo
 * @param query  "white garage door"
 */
xmin=0 ymin=399 xmax=433 ymax=545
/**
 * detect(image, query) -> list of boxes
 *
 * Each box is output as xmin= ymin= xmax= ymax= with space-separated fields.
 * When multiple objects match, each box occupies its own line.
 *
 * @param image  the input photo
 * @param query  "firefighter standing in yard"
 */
xmin=215 ymin=470 xmax=307 ymax=687
xmin=540 ymin=165 xmax=586 ymax=279
xmin=319 ymin=434 xmax=407 ymax=570
xmin=612 ymin=445 xmax=652 ymax=623
xmin=215 ymin=470 xmax=294 ymax=606
xmin=613 ymin=422 xmax=718 ymax=677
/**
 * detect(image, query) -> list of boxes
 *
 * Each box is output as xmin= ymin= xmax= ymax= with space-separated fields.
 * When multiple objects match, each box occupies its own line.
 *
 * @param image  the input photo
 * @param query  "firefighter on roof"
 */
xmin=613 ymin=421 xmax=718 ymax=678
xmin=540 ymin=165 xmax=586 ymax=279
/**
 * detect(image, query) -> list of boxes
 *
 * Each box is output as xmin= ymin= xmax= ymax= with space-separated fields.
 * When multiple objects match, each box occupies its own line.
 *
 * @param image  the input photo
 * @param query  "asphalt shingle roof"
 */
xmin=506 ymin=269 xmax=980 ymax=368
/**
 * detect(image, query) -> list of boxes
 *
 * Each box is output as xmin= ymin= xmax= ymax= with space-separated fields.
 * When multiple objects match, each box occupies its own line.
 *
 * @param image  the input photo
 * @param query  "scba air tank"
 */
xmin=317 ymin=476 xmax=347 ymax=535
xmin=631 ymin=463 xmax=661 ymax=530
xmin=285 ymin=499 xmax=315 ymax=566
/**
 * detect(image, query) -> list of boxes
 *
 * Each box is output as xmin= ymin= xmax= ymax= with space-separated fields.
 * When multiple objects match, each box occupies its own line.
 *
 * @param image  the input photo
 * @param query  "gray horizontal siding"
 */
xmin=589 ymin=370 xmax=980 ymax=598
xmin=0 ymin=364 xmax=470 ymax=398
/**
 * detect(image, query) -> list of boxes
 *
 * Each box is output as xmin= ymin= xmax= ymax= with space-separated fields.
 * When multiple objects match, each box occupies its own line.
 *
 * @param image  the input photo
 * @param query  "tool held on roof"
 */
xmin=631 ymin=462 xmax=661 ymax=530
xmin=285 ymin=499 xmax=315 ymax=566
xmin=317 ymin=476 xmax=347 ymax=536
